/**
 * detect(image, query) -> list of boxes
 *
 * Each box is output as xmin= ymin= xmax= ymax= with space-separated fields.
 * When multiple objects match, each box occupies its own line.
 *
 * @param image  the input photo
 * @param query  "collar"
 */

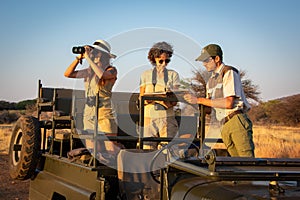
xmin=212 ymin=63 xmax=225 ymax=78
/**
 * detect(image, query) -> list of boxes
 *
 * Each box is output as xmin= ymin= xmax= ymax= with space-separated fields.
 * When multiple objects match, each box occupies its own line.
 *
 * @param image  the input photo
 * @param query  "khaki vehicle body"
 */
xmin=9 ymin=80 xmax=300 ymax=200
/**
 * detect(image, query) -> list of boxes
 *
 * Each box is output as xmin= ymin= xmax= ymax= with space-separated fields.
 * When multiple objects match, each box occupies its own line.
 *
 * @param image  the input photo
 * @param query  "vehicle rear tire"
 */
xmin=9 ymin=116 xmax=41 ymax=180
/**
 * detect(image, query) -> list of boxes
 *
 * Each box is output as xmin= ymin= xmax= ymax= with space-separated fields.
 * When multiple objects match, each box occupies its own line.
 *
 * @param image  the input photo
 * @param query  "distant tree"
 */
xmin=240 ymin=70 xmax=261 ymax=103
xmin=0 ymin=101 xmax=16 ymax=110
xmin=262 ymin=100 xmax=282 ymax=124
xmin=248 ymin=104 xmax=268 ymax=124
xmin=180 ymin=68 xmax=208 ymax=98
xmin=279 ymin=95 xmax=300 ymax=126
xmin=249 ymin=94 xmax=300 ymax=126
xmin=15 ymin=99 xmax=36 ymax=110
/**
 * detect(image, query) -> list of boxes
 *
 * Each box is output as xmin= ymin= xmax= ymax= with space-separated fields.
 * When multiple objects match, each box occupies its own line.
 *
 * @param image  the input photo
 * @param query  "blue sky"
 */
xmin=1 ymin=0 xmax=300 ymax=102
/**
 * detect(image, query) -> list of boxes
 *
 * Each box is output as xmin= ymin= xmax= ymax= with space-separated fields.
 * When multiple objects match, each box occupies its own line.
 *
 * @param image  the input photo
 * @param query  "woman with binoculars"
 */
xmin=64 ymin=39 xmax=121 ymax=165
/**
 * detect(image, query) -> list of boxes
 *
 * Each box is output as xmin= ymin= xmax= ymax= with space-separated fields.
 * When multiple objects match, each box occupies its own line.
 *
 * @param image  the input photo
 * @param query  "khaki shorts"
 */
xmin=143 ymin=116 xmax=178 ymax=149
xmin=83 ymin=105 xmax=117 ymax=134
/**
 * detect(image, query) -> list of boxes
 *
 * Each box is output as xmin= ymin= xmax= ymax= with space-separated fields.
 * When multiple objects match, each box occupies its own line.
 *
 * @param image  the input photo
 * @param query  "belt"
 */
xmin=221 ymin=110 xmax=243 ymax=124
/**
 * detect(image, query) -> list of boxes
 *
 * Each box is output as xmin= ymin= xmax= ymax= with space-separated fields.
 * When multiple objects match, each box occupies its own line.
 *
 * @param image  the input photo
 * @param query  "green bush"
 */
xmin=0 ymin=99 xmax=36 ymax=110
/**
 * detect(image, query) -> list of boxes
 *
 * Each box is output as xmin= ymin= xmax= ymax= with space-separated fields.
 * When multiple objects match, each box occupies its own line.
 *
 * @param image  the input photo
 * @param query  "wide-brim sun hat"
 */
xmin=92 ymin=39 xmax=117 ymax=59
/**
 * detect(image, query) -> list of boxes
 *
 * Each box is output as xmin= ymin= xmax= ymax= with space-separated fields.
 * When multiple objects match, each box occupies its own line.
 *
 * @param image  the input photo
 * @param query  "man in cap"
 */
xmin=184 ymin=44 xmax=255 ymax=157
xmin=184 ymin=44 xmax=285 ymax=193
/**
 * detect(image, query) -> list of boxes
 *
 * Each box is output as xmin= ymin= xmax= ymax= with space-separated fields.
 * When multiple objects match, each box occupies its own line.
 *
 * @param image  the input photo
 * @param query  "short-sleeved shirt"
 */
xmin=206 ymin=64 xmax=251 ymax=121
xmin=140 ymin=68 xmax=180 ymax=118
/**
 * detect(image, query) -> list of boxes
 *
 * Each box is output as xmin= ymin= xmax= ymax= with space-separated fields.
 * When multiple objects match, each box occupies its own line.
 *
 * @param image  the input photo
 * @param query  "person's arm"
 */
xmin=64 ymin=54 xmax=88 ymax=78
xmin=184 ymin=66 xmax=240 ymax=109
xmin=85 ymin=57 xmax=103 ymax=78
xmin=84 ymin=47 xmax=117 ymax=80
xmin=183 ymin=94 xmax=236 ymax=109
xmin=102 ymin=66 xmax=118 ymax=80
xmin=198 ymin=96 xmax=235 ymax=109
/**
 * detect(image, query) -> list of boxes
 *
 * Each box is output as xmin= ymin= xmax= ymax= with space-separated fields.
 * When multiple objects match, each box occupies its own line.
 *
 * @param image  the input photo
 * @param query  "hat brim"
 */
xmin=91 ymin=45 xmax=116 ymax=59
xmin=195 ymin=50 xmax=211 ymax=61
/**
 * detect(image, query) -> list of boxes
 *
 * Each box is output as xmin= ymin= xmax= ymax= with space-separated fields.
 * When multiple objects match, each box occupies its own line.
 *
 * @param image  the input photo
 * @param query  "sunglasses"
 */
xmin=158 ymin=59 xmax=171 ymax=64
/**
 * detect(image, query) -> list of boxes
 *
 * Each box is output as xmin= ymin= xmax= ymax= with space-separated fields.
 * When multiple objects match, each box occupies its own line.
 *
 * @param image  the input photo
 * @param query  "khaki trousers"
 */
xmin=221 ymin=113 xmax=255 ymax=157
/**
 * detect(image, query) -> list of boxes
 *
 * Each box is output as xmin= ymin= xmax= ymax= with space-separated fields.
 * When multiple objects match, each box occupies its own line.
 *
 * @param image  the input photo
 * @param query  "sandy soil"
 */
xmin=0 ymin=153 xmax=29 ymax=200
xmin=0 ymin=125 xmax=29 ymax=200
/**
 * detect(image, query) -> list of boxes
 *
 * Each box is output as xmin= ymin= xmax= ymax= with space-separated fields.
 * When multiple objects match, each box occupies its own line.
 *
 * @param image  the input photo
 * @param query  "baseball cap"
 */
xmin=195 ymin=44 xmax=223 ymax=61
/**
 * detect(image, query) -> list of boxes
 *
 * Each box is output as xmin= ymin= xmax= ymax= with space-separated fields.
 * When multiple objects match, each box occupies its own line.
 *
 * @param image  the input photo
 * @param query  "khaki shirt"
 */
xmin=140 ymin=68 xmax=180 ymax=118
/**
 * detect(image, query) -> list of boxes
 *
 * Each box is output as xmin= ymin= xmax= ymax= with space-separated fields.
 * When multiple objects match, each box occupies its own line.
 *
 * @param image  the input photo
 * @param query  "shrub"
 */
xmin=0 ymin=110 xmax=20 ymax=124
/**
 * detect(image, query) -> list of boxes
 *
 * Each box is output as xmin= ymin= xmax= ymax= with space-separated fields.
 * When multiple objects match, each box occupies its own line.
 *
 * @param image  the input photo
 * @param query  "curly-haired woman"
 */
xmin=139 ymin=41 xmax=180 ymax=149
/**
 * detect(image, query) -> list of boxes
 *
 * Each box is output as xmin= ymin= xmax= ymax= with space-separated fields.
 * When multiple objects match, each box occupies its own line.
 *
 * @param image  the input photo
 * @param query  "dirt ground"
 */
xmin=0 ymin=153 xmax=29 ymax=200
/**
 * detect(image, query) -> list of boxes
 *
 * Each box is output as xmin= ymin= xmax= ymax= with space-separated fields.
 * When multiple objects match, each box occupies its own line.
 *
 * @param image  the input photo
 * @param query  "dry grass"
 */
xmin=253 ymin=125 xmax=300 ymax=158
xmin=0 ymin=124 xmax=13 ymax=154
xmin=1 ymin=124 xmax=300 ymax=158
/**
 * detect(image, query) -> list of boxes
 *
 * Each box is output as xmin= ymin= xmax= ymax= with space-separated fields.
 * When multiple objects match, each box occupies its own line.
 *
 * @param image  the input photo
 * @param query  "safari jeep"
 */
xmin=9 ymin=80 xmax=300 ymax=200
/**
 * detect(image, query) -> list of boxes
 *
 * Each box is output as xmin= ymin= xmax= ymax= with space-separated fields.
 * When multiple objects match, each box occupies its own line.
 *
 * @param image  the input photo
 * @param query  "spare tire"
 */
xmin=9 ymin=116 xmax=41 ymax=180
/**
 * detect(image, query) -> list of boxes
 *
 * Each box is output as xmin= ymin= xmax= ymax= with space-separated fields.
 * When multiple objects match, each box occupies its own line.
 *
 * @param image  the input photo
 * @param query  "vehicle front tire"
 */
xmin=9 ymin=116 xmax=41 ymax=180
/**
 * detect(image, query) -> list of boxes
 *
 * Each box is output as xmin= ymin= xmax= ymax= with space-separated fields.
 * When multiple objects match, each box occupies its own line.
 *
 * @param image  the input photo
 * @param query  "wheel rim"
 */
xmin=12 ymin=129 xmax=23 ymax=166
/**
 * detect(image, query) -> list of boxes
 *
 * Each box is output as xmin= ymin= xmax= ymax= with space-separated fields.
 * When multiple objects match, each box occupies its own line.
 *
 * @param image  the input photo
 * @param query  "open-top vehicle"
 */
xmin=9 ymin=80 xmax=300 ymax=199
